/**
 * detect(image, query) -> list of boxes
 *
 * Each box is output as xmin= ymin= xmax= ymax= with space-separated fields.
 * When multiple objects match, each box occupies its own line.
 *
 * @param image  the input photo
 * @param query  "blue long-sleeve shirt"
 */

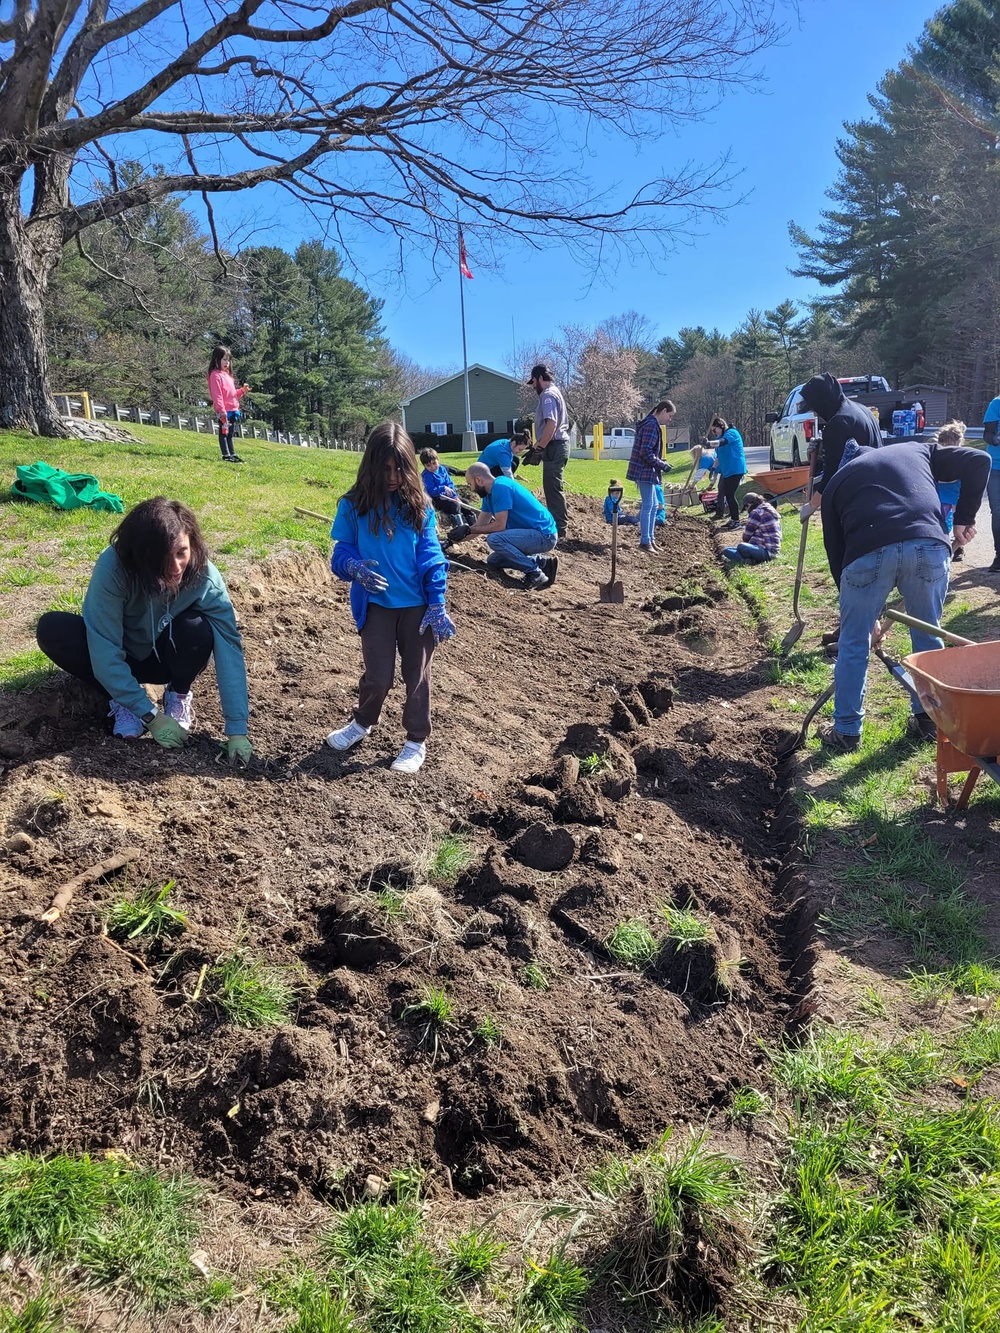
xmin=330 ymin=496 xmax=448 ymax=630
xmin=421 ymin=467 xmax=458 ymax=501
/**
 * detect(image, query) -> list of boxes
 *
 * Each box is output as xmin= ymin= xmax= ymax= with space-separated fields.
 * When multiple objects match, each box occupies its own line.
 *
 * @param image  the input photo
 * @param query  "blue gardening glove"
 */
xmin=147 ymin=713 xmax=188 ymax=749
xmin=224 ymin=735 xmax=253 ymax=767
xmin=344 ymin=558 xmax=389 ymax=593
xmin=420 ymin=605 xmax=456 ymax=646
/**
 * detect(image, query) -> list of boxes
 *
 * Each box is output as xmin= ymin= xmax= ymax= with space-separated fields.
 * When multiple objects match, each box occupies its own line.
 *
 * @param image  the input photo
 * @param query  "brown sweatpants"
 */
xmin=355 ymin=603 xmax=434 ymax=741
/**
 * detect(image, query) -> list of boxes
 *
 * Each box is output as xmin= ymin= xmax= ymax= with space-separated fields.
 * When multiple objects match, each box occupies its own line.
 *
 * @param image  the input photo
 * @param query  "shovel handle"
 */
xmin=884 ymin=607 xmax=974 ymax=647
xmin=609 ymin=508 xmax=618 ymax=584
xmin=294 ymin=505 xmax=335 ymax=524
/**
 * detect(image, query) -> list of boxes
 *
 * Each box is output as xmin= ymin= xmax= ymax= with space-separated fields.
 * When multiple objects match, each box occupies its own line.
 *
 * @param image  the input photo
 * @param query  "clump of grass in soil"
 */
xmin=517 ymin=1250 xmax=591 ymax=1332
xmin=658 ymin=902 xmax=711 ymax=949
xmin=726 ymin=1087 xmax=772 ymax=1125
xmin=0 ymin=1289 xmax=75 ymax=1333
xmin=475 ymin=1014 xmax=502 ymax=1048
xmin=447 ymin=1228 xmax=507 ymax=1284
xmin=425 ymin=831 xmax=474 ymax=885
xmin=578 ymin=751 xmax=613 ymax=778
xmin=522 ymin=962 xmax=549 ymax=990
xmin=402 ymin=986 xmax=453 ymax=1060
xmin=0 ymin=1154 xmax=202 ymax=1311
xmin=770 ymin=1024 xmax=940 ymax=1113
xmin=105 ymin=879 xmax=187 ymax=940
xmin=584 ymin=1132 xmax=747 ymax=1318
xmin=951 ymin=1015 xmax=1000 ymax=1074
xmin=374 ymin=884 xmax=408 ymax=922
xmin=605 ymin=919 xmax=660 ymax=970
xmin=210 ymin=951 xmax=294 ymax=1027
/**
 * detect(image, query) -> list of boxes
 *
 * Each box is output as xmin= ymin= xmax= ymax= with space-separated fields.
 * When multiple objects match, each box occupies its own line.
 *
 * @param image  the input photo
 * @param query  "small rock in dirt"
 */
xmin=555 ymin=784 xmax=606 ymax=826
xmin=551 ymin=755 xmax=580 ymax=790
xmin=511 ymin=822 xmax=576 ymax=872
xmin=422 ymin=1099 xmax=440 ymax=1124
xmin=521 ymin=785 xmax=558 ymax=812
xmin=364 ymin=1174 xmax=385 ymax=1198
xmin=7 ymin=831 xmax=33 ymax=854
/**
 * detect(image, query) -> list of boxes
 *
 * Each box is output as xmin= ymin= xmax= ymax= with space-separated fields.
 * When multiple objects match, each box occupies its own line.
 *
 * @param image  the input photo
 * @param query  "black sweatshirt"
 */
xmin=821 ymin=440 xmax=990 ymax=586
xmin=798 ymin=372 xmax=882 ymax=493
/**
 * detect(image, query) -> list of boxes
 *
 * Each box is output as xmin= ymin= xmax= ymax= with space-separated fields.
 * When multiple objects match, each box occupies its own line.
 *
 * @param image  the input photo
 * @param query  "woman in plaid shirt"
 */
xmin=625 ymin=400 xmax=675 ymax=551
xmin=721 ymin=492 xmax=783 ymax=564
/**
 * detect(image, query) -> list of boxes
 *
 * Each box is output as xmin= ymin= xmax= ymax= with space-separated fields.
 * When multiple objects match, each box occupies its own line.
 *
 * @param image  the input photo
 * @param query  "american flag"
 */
xmin=458 ymin=224 xmax=473 ymax=280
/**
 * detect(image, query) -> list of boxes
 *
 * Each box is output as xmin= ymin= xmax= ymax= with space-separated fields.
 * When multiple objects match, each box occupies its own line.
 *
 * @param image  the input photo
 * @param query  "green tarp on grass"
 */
xmin=11 ymin=460 xmax=124 ymax=513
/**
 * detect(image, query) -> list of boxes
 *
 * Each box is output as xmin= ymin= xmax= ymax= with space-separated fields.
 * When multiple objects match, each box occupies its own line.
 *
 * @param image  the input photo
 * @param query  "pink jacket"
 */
xmin=208 ymin=369 xmax=247 ymax=417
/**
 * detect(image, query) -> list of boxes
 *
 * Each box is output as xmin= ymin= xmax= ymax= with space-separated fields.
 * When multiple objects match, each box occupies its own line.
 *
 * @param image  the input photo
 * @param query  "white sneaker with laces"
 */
xmin=391 ymin=740 xmax=426 ymax=774
xmin=325 ymin=718 xmax=371 ymax=751
xmin=163 ymin=689 xmax=194 ymax=730
xmin=108 ymin=701 xmax=143 ymax=739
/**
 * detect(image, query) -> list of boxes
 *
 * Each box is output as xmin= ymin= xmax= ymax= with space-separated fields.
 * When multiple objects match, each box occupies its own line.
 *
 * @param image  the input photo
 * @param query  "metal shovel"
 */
xmin=779 ymin=451 xmax=818 ymax=656
xmin=600 ymin=505 xmax=625 ymax=603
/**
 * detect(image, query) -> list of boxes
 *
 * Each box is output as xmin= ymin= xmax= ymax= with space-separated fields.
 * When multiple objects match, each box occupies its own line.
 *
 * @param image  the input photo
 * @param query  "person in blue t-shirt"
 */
xmin=326 ymin=422 xmax=455 ymax=775
xmin=477 ymin=432 xmax=532 ymax=477
xmin=448 ymin=462 xmax=558 ymax=591
xmin=982 ymin=396 xmax=1000 ymax=572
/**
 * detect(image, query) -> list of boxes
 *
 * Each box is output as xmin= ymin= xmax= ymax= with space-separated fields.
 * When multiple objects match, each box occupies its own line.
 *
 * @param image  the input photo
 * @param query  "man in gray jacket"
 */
xmin=528 ymin=363 xmax=570 ymax=539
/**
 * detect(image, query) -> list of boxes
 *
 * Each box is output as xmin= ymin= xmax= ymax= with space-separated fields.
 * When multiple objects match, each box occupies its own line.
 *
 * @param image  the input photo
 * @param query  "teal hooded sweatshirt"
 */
xmin=82 ymin=547 xmax=249 ymax=734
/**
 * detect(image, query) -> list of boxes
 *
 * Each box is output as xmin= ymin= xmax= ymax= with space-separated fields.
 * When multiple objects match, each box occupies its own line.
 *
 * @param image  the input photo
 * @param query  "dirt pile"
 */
xmin=0 ymin=508 xmax=801 ymax=1202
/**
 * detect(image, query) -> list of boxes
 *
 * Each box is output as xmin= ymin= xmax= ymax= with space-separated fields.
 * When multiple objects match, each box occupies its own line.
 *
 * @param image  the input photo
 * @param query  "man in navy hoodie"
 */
xmin=819 ymin=439 xmax=989 ymax=751
xmin=799 ymin=373 xmax=882 ymax=519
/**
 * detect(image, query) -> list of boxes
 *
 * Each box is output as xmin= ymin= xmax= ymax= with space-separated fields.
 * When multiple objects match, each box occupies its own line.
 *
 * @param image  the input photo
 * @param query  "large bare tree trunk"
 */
xmin=0 ymin=187 xmax=68 ymax=437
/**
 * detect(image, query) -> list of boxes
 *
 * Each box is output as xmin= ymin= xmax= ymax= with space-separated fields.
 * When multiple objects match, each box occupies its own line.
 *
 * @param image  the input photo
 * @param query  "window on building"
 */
xmin=430 ymin=422 xmax=448 ymax=436
xmin=471 ymin=419 xmax=489 ymax=434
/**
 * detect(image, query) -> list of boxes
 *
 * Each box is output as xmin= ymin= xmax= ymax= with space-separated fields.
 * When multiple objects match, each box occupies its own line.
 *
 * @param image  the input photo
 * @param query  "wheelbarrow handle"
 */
xmin=883 ymin=607 xmax=974 ymax=647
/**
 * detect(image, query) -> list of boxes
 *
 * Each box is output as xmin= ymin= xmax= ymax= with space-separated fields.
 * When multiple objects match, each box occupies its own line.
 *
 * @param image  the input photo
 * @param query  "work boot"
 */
xmin=108 ymin=701 xmax=144 ymax=739
xmin=325 ymin=719 xmax=371 ymax=751
xmin=818 ymin=725 xmax=860 ymax=753
xmin=907 ymin=712 xmax=937 ymax=741
xmin=523 ymin=568 xmax=549 ymax=591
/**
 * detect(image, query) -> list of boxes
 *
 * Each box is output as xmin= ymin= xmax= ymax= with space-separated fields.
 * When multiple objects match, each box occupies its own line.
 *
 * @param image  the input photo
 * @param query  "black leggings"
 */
xmin=715 ymin=473 xmax=741 ymax=521
xmin=36 ymin=611 xmax=214 ymax=698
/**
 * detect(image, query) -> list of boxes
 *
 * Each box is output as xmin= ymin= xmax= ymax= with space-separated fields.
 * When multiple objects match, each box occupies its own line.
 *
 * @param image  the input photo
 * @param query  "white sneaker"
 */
xmin=163 ymin=689 xmax=194 ymax=730
xmin=325 ymin=719 xmax=371 ymax=751
xmin=391 ymin=741 xmax=426 ymax=774
xmin=108 ymin=701 xmax=143 ymax=739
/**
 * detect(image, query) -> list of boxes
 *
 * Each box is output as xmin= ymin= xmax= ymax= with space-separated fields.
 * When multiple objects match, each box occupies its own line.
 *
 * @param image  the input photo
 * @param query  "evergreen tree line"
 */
xmin=791 ymin=0 xmax=1000 ymax=423
xmin=44 ymin=172 xmax=408 ymax=438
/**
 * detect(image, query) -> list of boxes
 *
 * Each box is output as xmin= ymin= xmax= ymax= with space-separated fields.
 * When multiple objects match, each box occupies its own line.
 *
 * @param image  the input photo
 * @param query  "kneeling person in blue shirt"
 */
xmin=477 ymin=432 xmax=532 ymax=478
xmin=452 ymin=462 xmax=558 ymax=590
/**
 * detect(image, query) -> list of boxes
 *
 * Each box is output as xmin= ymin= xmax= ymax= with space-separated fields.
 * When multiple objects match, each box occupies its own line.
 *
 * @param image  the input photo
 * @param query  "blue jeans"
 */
xmin=834 ymin=538 xmax=950 ymax=736
xmin=638 ymin=482 xmax=658 ymax=545
xmin=486 ymin=528 xmax=557 ymax=574
xmin=987 ymin=469 xmax=1000 ymax=558
xmin=722 ymin=543 xmax=772 ymax=564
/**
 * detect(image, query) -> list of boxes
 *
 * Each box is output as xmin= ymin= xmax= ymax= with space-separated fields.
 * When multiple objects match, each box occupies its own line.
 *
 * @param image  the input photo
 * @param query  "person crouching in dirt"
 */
xmin=477 ymin=431 xmax=533 ymax=478
xmin=419 ymin=448 xmax=478 ymax=530
xmin=447 ymin=462 xmax=558 ymax=591
xmin=325 ymin=422 xmax=455 ymax=775
xmin=35 ymin=497 xmax=253 ymax=763
xmin=603 ymin=479 xmax=640 ymax=526
xmin=721 ymin=492 xmax=782 ymax=565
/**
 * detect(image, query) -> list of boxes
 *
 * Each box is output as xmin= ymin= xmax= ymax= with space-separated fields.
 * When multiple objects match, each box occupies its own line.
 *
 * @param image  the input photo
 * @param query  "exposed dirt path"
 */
xmin=0 ymin=507 xmax=805 ymax=1205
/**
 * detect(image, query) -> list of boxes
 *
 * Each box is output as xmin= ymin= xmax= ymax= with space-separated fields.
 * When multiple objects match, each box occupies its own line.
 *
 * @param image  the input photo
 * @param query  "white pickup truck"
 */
xmin=768 ymin=375 xmax=933 ymax=469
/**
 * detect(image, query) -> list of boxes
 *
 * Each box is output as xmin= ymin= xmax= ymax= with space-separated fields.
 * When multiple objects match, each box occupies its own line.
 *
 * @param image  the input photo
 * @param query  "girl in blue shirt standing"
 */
xmin=709 ymin=415 xmax=746 ymax=525
xmin=326 ymin=422 xmax=455 ymax=775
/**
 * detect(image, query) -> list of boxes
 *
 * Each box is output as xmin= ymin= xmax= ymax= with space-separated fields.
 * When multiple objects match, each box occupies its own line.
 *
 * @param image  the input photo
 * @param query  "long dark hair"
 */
xmin=208 ymin=345 xmax=232 ymax=374
xmin=348 ymin=421 xmax=427 ymax=535
xmin=111 ymin=497 xmax=210 ymax=596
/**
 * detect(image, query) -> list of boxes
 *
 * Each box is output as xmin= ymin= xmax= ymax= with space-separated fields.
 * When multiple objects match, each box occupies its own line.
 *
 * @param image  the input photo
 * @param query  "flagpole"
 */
xmin=457 ymin=212 xmax=474 ymax=450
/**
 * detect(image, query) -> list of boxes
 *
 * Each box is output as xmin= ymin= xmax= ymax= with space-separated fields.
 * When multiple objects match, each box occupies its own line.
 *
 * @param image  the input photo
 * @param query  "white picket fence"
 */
xmin=53 ymin=393 xmax=364 ymax=452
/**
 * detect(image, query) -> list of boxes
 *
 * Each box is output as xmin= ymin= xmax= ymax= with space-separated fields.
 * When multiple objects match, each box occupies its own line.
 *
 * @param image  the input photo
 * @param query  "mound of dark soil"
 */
xmin=0 ymin=507 xmax=801 ymax=1202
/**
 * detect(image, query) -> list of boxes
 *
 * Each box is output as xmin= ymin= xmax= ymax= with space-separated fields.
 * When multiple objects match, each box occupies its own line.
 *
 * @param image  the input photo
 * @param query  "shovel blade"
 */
xmin=599 ymin=580 xmax=625 ymax=603
xmin=780 ymin=618 xmax=805 ymax=656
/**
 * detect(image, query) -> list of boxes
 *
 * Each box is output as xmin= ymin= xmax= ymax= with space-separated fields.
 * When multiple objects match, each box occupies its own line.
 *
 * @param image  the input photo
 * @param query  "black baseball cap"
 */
xmin=527 ymin=363 xmax=551 ymax=383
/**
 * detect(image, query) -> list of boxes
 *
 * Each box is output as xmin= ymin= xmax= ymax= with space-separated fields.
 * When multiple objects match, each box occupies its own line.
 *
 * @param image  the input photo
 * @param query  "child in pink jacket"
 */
xmin=207 ymin=345 xmax=249 ymax=463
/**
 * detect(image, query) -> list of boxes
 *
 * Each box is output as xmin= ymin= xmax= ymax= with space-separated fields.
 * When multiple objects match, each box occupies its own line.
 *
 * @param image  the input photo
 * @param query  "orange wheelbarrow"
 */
xmin=886 ymin=608 xmax=1000 ymax=811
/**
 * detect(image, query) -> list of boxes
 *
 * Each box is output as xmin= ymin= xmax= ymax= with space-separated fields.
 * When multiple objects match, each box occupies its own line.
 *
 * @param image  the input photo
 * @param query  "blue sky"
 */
xmin=362 ymin=0 xmax=932 ymax=371
xmin=194 ymin=0 xmax=931 ymax=372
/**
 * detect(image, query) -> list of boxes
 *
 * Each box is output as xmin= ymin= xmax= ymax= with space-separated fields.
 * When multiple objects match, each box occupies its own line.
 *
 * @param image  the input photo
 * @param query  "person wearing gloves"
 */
xmin=708 ymin=416 xmax=746 ymax=526
xmin=448 ymin=462 xmax=558 ymax=590
xmin=326 ymin=421 xmax=454 ymax=775
xmin=35 ymin=497 xmax=252 ymax=764
xmin=819 ymin=438 xmax=989 ymax=751
xmin=207 ymin=344 xmax=250 ymax=464
xmin=797 ymin=372 xmax=881 ymax=520
xmin=477 ymin=432 xmax=532 ymax=478
xmin=625 ymin=401 xmax=675 ymax=552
